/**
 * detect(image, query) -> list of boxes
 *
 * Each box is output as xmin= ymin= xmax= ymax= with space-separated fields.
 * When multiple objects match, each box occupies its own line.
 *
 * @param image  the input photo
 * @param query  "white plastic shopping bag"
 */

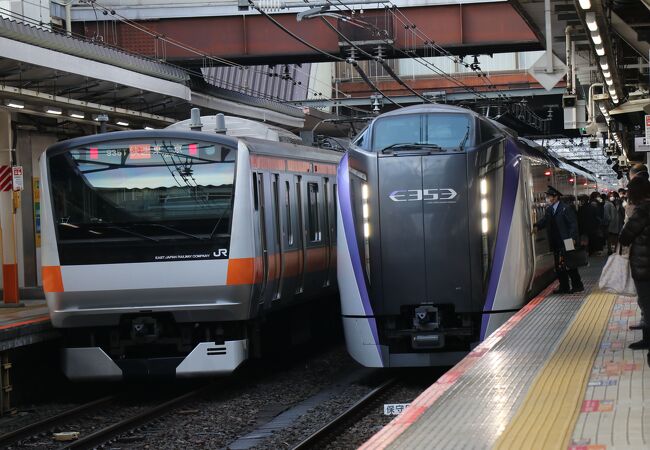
xmin=598 ymin=251 xmax=637 ymax=297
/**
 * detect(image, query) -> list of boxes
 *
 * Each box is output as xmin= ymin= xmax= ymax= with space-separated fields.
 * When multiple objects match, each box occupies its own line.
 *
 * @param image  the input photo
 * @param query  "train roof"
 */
xmin=167 ymin=115 xmax=303 ymax=145
xmin=378 ymin=103 xmax=478 ymax=118
xmin=241 ymin=136 xmax=342 ymax=164
xmin=44 ymin=129 xmax=239 ymax=156
xmin=43 ymin=130 xmax=341 ymax=165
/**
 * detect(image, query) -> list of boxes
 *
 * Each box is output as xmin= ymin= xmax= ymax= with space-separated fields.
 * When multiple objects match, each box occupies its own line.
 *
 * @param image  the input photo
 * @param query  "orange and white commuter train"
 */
xmin=40 ymin=129 xmax=341 ymax=380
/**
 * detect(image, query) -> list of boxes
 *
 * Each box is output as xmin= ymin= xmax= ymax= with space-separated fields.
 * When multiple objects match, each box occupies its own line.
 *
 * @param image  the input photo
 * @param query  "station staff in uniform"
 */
xmin=534 ymin=186 xmax=585 ymax=294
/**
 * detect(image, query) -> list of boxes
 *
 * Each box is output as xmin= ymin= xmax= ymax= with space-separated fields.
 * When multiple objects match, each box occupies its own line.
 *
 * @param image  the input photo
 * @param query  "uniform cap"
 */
xmin=545 ymin=186 xmax=562 ymax=197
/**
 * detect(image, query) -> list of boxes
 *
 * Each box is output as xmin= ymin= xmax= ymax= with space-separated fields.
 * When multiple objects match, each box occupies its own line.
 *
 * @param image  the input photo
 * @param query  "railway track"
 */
xmin=0 ymin=384 xmax=213 ymax=449
xmin=61 ymin=386 xmax=211 ymax=449
xmin=292 ymin=378 xmax=399 ymax=450
xmin=0 ymin=395 xmax=117 ymax=447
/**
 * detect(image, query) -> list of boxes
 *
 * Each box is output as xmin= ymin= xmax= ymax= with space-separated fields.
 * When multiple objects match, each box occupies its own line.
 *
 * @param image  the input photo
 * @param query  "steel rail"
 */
xmin=0 ymin=395 xmax=117 ymax=447
xmin=60 ymin=386 xmax=212 ymax=450
xmin=292 ymin=377 xmax=398 ymax=450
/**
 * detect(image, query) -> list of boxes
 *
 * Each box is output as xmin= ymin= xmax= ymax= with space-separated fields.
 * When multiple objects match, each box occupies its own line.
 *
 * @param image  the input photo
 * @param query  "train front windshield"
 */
xmin=48 ymin=138 xmax=236 ymax=264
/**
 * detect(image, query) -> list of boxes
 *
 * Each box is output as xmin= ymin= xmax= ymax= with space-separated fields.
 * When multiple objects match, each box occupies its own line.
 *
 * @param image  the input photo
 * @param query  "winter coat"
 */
xmin=603 ymin=201 xmax=620 ymax=234
xmin=619 ymin=201 xmax=650 ymax=281
xmin=580 ymin=201 xmax=602 ymax=235
xmin=535 ymin=201 xmax=579 ymax=252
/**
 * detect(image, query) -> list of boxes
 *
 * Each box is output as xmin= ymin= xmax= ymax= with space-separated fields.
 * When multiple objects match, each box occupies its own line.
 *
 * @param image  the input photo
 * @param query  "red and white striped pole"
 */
xmin=0 ymin=111 xmax=19 ymax=304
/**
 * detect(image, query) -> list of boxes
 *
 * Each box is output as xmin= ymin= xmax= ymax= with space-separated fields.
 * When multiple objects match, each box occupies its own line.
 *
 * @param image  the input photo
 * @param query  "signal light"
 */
xmin=544 ymin=170 xmax=552 ymax=176
xmin=89 ymin=147 xmax=98 ymax=159
xmin=189 ymin=143 xmax=198 ymax=156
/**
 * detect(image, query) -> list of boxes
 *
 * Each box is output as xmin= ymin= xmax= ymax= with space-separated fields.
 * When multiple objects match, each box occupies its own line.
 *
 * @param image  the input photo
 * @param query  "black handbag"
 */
xmin=564 ymin=247 xmax=589 ymax=269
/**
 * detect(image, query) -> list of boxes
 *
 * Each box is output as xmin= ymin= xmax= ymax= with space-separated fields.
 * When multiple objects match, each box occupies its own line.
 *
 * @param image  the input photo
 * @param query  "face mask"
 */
xmin=609 ymin=197 xmax=615 ymax=202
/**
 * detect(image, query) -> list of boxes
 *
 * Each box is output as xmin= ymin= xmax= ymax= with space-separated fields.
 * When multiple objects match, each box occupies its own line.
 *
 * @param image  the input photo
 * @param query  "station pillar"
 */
xmin=0 ymin=111 xmax=19 ymax=304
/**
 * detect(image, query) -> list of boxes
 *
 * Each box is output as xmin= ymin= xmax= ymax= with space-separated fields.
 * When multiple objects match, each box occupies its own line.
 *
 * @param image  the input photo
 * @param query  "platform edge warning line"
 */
xmin=358 ymin=282 xmax=557 ymax=450
xmin=493 ymin=291 xmax=616 ymax=450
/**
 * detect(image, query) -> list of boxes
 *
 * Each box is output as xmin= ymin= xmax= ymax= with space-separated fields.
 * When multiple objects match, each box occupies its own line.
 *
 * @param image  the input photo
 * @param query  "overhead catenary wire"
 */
xmin=1 ymin=3 xmax=358 ymax=111
xmin=249 ymin=0 xmax=404 ymax=107
xmin=319 ymin=16 xmax=431 ymax=104
xmin=318 ymin=0 xmax=491 ymax=101
xmin=84 ymin=0 xmax=359 ymax=105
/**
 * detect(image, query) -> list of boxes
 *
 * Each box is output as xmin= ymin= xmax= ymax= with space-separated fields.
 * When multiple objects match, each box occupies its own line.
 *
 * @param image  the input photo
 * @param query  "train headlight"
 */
xmin=362 ymin=182 xmax=371 ymax=280
xmin=480 ymin=177 xmax=489 ymax=276
xmin=480 ymin=178 xmax=488 ymax=235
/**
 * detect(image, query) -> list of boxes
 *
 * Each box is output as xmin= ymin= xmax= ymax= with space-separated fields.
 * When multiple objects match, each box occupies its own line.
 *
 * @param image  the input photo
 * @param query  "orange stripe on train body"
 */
xmin=226 ymin=258 xmax=257 ymax=285
xmin=42 ymin=266 xmax=64 ymax=293
xmin=306 ymin=247 xmax=329 ymax=272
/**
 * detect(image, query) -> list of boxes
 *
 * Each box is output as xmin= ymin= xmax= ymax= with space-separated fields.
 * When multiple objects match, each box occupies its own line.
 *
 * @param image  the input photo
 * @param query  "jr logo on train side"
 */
xmin=388 ymin=188 xmax=458 ymax=203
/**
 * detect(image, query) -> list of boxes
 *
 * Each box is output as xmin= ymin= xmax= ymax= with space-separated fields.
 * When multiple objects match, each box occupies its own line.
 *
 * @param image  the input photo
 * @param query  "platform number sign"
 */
xmin=11 ymin=166 xmax=23 ymax=191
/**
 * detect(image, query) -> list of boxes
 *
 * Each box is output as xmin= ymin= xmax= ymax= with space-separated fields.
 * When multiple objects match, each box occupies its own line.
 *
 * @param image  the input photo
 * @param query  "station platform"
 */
xmin=362 ymin=258 xmax=648 ymax=450
xmin=0 ymin=300 xmax=55 ymax=352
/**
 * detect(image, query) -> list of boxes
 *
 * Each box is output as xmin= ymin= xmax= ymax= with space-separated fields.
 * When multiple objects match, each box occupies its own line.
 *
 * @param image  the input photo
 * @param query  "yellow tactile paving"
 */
xmin=494 ymin=291 xmax=616 ymax=450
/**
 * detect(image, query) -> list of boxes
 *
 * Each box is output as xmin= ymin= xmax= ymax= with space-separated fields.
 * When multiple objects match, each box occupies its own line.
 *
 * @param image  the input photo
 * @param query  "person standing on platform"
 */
xmin=585 ymin=192 xmax=604 ymax=255
xmin=620 ymin=176 xmax=650 ymax=344
xmin=604 ymin=192 xmax=621 ymax=255
xmin=534 ymin=186 xmax=584 ymax=294
xmin=625 ymin=164 xmax=649 ymax=222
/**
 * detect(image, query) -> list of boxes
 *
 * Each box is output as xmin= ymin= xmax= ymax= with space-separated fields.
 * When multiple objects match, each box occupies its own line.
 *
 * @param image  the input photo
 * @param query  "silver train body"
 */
xmin=41 ymin=130 xmax=340 ymax=380
xmin=337 ymin=104 xmax=597 ymax=368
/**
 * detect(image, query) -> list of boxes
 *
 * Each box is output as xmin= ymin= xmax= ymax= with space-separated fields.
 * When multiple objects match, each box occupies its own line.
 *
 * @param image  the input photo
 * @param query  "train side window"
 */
xmin=480 ymin=119 xmax=501 ymax=142
xmin=285 ymin=181 xmax=293 ymax=246
xmin=307 ymin=182 xmax=321 ymax=242
xmin=324 ymin=179 xmax=330 ymax=244
xmin=333 ymin=184 xmax=337 ymax=236
xmin=253 ymin=173 xmax=259 ymax=211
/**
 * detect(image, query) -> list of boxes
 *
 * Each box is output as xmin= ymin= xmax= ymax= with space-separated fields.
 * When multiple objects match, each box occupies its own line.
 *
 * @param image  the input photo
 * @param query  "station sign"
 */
xmin=11 ymin=166 xmax=23 ymax=191
xmin=635 ymin=137 xmax=650 ymax=152
xmin=384 ymin=403 xmax=410 ymax=415
xmin=645 ymin=115 xmax=650 ymax=140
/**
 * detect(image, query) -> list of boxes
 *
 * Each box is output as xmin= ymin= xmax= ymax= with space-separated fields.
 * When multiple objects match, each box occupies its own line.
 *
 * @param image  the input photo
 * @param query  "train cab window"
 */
xmin=307 ymin=182 xmax=321 ymax=242
xmin=285 ymin=181 xmax=293 ymax=246
xmin=352 ymin=126 xmax=369 ymax=149
xmin=480 ymin=119 xmax=502 ymax=143
xmin=424 ymin=114 xmax=471 ymax=149
xmin=372 ymin=114 xmax=421 ymax=151
xmin=372 ymin=113 xmax=472 ymax=151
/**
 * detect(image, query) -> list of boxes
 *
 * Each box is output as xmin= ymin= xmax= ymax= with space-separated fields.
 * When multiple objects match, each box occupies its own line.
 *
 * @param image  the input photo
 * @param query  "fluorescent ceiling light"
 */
xmin=69 ymin=111 xmax=85 ymax=119
xmin=590 ymin=31 xmax=602 ymax=45
xmin=4 ymin=100 xmax=24 ymax=109
xmin=116 ymin=121 xmax=129 ymax=127
xmin=586 ymin=12 xmax=598 ymax=31
xmin=605 ymin=78 xmax=614 ymax=86
xmin=595 ymin=45 xmax=605 ymax=56
xmin=45 ymin=106 xmax=62 ymax=115
xmin=599 ymin=58 xmax=608 ymax=71
xmin=602 ymin=70 xmax=611 ymax=79
xmin=579 ymin=0 xmax=591 ymax=9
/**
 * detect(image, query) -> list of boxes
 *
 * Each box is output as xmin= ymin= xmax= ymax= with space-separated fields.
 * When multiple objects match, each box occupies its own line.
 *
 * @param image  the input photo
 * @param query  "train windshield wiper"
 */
xmin=381 ymin=143 xmax=445 ymax=153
